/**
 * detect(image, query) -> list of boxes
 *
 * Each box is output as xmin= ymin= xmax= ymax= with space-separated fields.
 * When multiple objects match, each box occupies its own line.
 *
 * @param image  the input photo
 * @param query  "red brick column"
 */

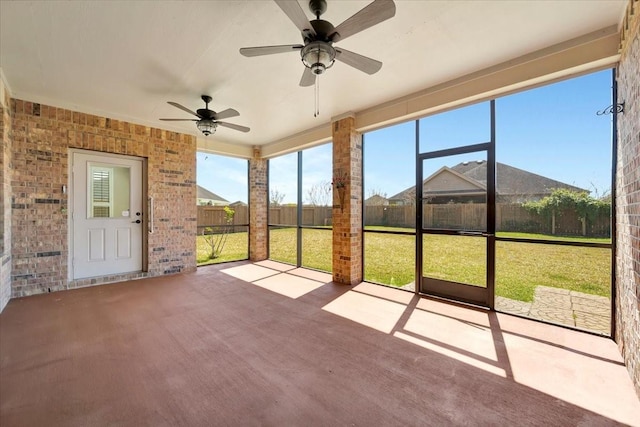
xmin=1 ymin=82 xmax=12 ymax=311
xmin=332 ymin=116 xmax=362 ymax=285
xmin=615 ymin=0 xmax=640 ymax=398
xmin=249 ymin=146 xmax=268 ymax=261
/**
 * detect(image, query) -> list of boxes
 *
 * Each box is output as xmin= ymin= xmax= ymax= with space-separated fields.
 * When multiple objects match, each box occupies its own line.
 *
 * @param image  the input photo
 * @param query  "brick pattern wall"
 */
xmin=616 ymin=0 xmax=640 ymax=398
xmin=249 ymin=147 xmax=268 ymax=260
xmin=10 ymin=99 xmax=197 ymax=297
xmin=332 ymin=117 xmax=362 ymax=285
xmin=0 ymin=83 xmax=11 ymax=311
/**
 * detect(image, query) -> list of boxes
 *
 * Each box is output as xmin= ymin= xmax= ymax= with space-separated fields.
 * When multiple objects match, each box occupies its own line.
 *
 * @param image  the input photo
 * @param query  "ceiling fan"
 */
xmin=159 ymin=95 xmax=250 ymax=136
xmin=239 ymin=0 xmax=396 ymax=87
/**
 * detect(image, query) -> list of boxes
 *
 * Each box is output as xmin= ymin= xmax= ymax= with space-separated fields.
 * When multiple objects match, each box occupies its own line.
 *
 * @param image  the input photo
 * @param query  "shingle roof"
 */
xmin=197 ymin=185 xmax=228 ymax=202
xmin=389 ymin=161 xmax=586 ymax=201
xmin=364 ymin=194 xmax=389 ymax=205
xmin=451 ymin=161 xmax=586 ymax=195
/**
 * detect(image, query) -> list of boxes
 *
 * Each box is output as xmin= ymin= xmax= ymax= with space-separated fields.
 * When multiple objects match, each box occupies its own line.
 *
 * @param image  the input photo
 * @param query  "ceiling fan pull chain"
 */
xmin=314 ymin=75 xmax=320 ymax=117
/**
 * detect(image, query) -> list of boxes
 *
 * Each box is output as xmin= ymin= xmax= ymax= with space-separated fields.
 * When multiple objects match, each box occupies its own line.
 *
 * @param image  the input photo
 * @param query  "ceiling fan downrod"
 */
xmin=309 ymin=0 xmax=327 ymax=19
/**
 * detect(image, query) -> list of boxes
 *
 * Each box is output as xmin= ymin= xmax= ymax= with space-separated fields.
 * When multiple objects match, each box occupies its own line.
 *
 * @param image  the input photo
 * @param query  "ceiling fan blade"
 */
xmin=299 ymin=67 xmax=316 ymax=87
xmin=167 ymin=101 xmax=200 ymax=118
xmin=335 ymin=48 xmax=382 ymax=75
xmin=217 ymin=121 xmax=250 ymax=133
xmin=159 ymin=118 xmax=198 ymax=121
xmin=240 ymin=44 xmax=303 ymax=57
xmin=330 ymin=0 xmax=396 ymax=42
xmin=213 ymin=108 xmax=240 ymax=120
xmin=274 ymin=0 xmax=316 ymax=36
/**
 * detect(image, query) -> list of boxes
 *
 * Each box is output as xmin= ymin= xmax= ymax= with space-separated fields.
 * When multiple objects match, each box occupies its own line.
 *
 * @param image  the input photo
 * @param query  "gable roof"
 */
xmin=452 ymin=161 xmax=586 ymax=195
xmin=364 ymin=194 xmax=389 ymax=206
xmin=197 ymin=185 xmax=228 ymax=203
xmin=423 ymin=165 xmax=486 ymax=195
xmin=389 ymin=161 xmax=587 ymax=201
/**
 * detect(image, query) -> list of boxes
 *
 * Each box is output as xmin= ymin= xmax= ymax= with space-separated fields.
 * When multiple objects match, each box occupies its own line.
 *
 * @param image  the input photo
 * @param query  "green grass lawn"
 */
xmin=197 ymin=228 xmax=611 ymax=302
xmin=196 ymin=232 xmax=248 ymax=266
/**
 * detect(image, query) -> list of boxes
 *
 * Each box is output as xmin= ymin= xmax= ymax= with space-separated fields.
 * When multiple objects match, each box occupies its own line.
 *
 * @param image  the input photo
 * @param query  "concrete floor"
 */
xmin=1 ymin=260 xmax=639 ymax=426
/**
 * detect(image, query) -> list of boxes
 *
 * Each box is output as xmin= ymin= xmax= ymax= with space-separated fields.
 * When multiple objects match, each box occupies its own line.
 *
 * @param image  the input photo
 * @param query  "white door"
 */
xmin=72 ymin=151 xmax=143 ymax=279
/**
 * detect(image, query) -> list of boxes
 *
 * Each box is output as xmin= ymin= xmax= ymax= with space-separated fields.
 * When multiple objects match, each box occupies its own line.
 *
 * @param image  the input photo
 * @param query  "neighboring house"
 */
xmin=365 ymin=194 xmax=389 ymax=206
xmin=229 ymin=201 xmax=247 ymax=207
xmin=197 ymin=185 xmax=229 ymax=206
xmin=389 ymin=161 xmax=586 ymax=205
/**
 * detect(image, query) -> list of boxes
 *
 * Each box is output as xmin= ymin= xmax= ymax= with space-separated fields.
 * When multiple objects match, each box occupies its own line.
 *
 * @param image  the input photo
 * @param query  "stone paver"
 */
xmin=495 ymin=296 xmax=531 ymax=316
xmin=497 ymin=285 xmax=611 ymax=335
xmin=575 ymin=315 xmax=610 ymax=332
xmin=572 ymin=302 xmax=610 ymax=315
xmin=401 ymin=282 xmax=610 ymax=335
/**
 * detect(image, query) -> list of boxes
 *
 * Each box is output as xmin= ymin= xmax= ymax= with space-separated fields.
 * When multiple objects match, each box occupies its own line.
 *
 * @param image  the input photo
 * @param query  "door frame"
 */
xmin=68 ymin=149 xmax=148 ymax=282
xmin=415 ymin=100 xmax=496 ymax=309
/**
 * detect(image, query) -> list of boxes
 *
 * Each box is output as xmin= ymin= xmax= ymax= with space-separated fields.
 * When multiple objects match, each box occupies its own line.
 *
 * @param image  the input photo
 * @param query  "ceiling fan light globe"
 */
xmin=311 ymin=63 xmax=326 ymax=75
xmin=301 ymin=42 xmax=335 ymax=74
xmin=197 ymin=119 xmax=217 ymax=136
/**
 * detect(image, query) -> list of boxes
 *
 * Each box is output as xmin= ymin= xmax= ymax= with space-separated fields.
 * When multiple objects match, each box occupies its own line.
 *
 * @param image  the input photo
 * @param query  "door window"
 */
xmin=88 ymin=164 xmax=130 ymax=219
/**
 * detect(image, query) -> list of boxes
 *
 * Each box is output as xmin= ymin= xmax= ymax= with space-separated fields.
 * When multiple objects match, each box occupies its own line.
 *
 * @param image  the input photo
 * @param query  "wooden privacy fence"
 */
xmin=197 ymin=205 xmax=248 ymax=234
xmin=269 ymin=206 xmax=333 ymax=226
xmin=370 ymin=204 xmax=610 ymax=236
xmin=196 ymin=205 xmax=332 ymax=227
xmin=197 ymin=204 xmax=610 ymax=237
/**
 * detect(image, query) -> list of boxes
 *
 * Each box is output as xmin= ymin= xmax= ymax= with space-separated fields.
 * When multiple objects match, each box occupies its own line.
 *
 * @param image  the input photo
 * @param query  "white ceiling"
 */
xmin=0 ymin=0 xmax=626 ymax=156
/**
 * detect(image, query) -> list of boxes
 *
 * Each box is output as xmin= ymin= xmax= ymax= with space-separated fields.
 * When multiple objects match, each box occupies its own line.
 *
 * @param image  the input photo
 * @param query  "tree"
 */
xmin=522 ymin=189 xmax=610 ymax=235
xmin=403 ymin=191 xmax=417 ymax=206
xmin=306 ymin=181 xmax=332 ymax=206
xmin=270 ymin=189 xmax=285 ymax=206
xmin=202 ymin=206 xmax=235 ymax=259
xmin=367 ymin=187 xmax=387 ymax=199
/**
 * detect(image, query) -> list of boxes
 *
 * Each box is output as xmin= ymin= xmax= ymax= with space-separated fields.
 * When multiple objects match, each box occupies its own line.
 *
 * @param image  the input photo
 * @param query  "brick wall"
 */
xmin=332 ymin=117 xmax=362 ymax=285
xmin=0 ymin=81 xmax=11 ymax=311
xmin=249 ymin=147 xmax=267 ymax=260
xmin=9 ymin=98 xmax=197 ymax=298
xmin=615 ymin=0 xmax=640 ymax=398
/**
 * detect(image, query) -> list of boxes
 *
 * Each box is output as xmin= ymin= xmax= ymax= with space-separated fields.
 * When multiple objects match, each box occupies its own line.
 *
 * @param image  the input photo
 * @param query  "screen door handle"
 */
xmin=458 ymin=231 xmax=483 ymax=236
xmin=457 ymin=231 xmax=494 ymax=237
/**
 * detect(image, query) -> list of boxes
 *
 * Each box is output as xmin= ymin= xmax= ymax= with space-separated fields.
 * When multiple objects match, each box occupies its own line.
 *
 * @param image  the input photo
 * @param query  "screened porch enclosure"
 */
xmin=245 ymin=69 xmax=614 ymax=336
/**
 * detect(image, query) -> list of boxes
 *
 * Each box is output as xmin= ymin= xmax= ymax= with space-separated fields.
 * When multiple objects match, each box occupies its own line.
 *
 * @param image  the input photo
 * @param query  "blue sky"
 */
xmin=198 ymin=69 xmax=614 ymax=204
xmin=196 ymin=152 xmax=249 ymax=204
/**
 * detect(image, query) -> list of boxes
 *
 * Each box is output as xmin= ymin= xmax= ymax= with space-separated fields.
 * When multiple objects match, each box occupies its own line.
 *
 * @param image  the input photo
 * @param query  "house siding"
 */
xmin=615 ymin=0 xmax=640 ymax=398
xmin=8 ymin=98 xmax=197 ymax=298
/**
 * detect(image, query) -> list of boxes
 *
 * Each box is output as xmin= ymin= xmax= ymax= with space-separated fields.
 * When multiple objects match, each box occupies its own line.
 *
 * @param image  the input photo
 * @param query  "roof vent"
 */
xmin=462 ymin=161 xmax=469 ymax=165
xmin=476 ymin=160 xmax=484 ymax=164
